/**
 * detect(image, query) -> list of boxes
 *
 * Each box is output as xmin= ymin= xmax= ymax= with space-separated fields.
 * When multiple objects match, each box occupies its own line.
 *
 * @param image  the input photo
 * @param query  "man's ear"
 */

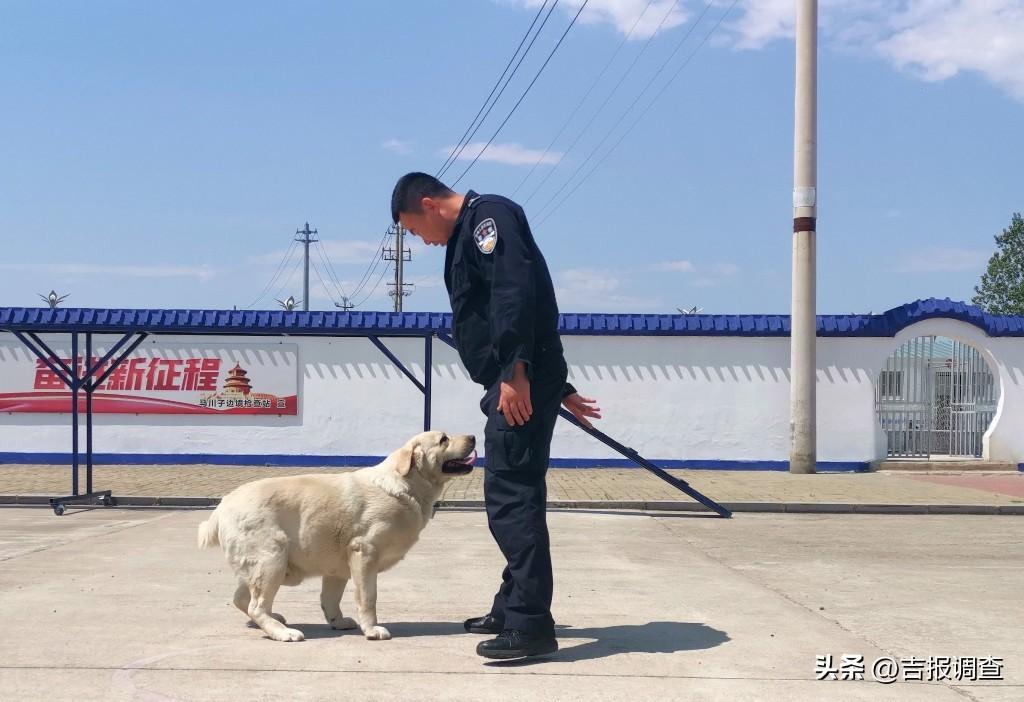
xmin=421 ymin=196 xmax=438 ymax=215
xmin=396 ymin=444 xmax=422 ymax=477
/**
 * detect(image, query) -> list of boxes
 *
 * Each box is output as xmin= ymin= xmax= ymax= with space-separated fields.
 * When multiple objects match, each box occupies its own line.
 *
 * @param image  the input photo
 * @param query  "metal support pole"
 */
xmin=434 ymin=332 xmax=730 ymax=516
xmin=71 ymin=333 xmax=80 ymax=496
xmin=13 ymin=331 xmax=72 ymax=386
xmin=28 ymin=332 xmax=73 ymax=378
xmin=85 ymin=333 xmax=94 ymax=494
xmin=367 ymin=336 xmax=426 ymax=392
xmin=559 ymin=410 xmax=731 ymax=518
xmin=790 ymin=0 xmax=818 ymax=474
xmin=93 ymin=333 xmax=149 ymax=388
xmin=423 ymin=334 xmax=432 ymax=431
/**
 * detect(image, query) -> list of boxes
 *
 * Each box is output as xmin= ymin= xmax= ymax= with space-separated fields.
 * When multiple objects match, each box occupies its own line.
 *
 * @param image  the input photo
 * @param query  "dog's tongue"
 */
xmin=457 ymin=450 xmax=478 ymax=466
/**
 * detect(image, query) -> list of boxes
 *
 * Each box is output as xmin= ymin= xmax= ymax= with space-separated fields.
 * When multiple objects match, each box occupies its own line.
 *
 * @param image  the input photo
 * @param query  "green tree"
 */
xmin=973 ymin=212 xmax=1024 ymax=315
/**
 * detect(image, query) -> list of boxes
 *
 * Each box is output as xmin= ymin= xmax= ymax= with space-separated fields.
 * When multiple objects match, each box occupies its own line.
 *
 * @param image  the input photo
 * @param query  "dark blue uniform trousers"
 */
xmin=479 ymin=357 xmax=567 ymax=637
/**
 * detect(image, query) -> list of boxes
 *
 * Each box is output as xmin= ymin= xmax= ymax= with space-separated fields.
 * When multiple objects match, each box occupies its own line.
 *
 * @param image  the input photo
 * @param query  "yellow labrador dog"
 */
xmin=197 ymin=431 xmax=476 ymax=642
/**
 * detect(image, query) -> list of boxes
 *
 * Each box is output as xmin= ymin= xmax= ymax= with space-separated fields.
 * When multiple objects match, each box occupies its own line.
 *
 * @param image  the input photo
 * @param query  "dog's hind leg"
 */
xmin=235 ymin=580 xmax=287 ymax=626
xmin=349 ymin=547 xmax=390 ymax=640
xmin=247 ymin=564 xmax=304 ymax=642
xmin=320 ymin=576 xmax=358 ymax=630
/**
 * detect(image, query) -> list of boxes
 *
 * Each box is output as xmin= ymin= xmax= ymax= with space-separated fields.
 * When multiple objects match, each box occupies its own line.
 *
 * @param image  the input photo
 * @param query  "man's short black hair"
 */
xmin=391 ymin=172 xmax=454 ymax=223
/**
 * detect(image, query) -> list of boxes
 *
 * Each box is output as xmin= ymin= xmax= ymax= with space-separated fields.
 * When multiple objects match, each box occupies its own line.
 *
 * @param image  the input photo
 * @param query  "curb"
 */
xmin=1 ymin=495 xmax=1022 ymax=515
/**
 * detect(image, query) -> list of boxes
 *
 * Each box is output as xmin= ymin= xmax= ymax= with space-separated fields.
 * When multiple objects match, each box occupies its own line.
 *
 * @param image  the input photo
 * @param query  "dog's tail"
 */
xmin=197 ymin=508 xmax=221 ymax=549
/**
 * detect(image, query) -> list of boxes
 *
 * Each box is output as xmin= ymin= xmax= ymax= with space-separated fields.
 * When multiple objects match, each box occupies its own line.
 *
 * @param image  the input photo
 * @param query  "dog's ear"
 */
xmin=396 ymin=444 xmax=423 ymax=477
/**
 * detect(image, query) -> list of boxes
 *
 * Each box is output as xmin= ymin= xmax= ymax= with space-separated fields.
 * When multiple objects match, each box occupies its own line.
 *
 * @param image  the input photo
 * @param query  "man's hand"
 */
xmin=562 ymin=393 xmax=601 ymax=429
xmin=498 ymin=362 xmax=532 ymax=426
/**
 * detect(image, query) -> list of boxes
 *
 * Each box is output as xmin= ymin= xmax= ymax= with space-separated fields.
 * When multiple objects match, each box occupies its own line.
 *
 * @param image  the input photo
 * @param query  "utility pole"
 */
xmin=383 ymin=224 xmax=413 ymax=312
xmin=790 ymin=0 xmax=817 ymax=474
xmin=295 ymin=222 xmax=318 ymax=312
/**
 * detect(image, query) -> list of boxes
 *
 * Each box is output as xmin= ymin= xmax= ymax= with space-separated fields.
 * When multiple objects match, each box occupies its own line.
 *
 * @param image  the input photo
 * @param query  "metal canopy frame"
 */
xmin=2 ymin=324 xmax=435 ymax=515
xmin=3 ymin=316 xmax=729 ymax=519
xmin=11 ymin=330 xmax=150 ymax=514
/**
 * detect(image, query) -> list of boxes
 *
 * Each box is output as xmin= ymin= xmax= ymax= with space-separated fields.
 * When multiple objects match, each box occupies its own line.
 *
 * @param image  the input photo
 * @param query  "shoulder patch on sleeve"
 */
xmin=473 ymin=217 xmax=498 ymax=254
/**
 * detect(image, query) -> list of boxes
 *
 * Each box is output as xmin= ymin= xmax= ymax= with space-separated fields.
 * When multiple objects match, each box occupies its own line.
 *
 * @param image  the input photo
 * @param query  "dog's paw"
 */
xmin=270 ymin=627 xmax=305 ymax=642
xmin=247 ymin=613 xmax=287 ymax=628
xmin=364 ymin=625 xmax=391 ymax=641
xmin=329 ymin=616 xmax=358 ymax=631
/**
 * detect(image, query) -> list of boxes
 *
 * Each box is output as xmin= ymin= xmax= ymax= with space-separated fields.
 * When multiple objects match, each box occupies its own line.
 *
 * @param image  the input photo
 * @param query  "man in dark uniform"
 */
xmin=391 ymin=172 xmax=601 ymax=660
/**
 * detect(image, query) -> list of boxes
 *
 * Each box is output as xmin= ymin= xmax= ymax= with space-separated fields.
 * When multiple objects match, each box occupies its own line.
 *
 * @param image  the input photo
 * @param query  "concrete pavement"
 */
xmin=0 ymin=506 xmax=1021 ymax=701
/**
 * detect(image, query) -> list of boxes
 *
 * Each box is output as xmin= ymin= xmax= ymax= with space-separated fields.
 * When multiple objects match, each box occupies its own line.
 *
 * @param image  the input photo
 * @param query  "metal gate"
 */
xmin=875 ymin=336 xmax=998 ymax=458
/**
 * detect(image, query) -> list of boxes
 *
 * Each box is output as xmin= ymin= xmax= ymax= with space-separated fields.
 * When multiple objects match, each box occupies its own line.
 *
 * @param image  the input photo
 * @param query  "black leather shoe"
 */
xmin=476 ymin=629 xmax=558 ymax=659
xmin=463 ymin=614 xmax=504 ymax=635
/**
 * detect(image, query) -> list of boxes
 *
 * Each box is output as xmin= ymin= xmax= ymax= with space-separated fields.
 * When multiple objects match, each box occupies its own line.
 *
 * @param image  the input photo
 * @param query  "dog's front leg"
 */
xmin=348 ymin=546 xmax=390 ymax=640
xmin=320 ymin=576 xmax=357 ymax=630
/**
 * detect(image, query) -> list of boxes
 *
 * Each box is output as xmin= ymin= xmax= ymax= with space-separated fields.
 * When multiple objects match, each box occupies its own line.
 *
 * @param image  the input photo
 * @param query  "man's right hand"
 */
xmin=498 ymin=362 xmax=532 ymax=426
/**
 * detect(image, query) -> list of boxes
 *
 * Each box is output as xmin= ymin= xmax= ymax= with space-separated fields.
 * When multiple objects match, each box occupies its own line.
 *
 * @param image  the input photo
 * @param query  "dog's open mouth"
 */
xmin=442 ymin=449 xmax=477 ymax=474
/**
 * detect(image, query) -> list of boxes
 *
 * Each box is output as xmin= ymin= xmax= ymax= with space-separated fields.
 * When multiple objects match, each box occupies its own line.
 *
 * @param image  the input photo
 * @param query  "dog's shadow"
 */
xmin=294 ymin=620 xmax=729 ymax=664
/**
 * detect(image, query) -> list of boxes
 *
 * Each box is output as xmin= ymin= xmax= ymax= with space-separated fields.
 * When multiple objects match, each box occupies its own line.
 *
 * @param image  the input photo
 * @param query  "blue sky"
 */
xmin=1 ymin=0 xmax=1021 ymax=315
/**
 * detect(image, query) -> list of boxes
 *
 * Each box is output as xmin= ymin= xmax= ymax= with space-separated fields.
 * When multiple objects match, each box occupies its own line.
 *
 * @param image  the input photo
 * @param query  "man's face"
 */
xmin=399 ymin=197 xmax=451 ymax=247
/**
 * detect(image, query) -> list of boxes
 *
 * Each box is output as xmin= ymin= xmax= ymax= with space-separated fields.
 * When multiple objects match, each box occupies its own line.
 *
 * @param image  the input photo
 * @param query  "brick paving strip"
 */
xmin=2 ymin=464 xmax=1023 ymax=514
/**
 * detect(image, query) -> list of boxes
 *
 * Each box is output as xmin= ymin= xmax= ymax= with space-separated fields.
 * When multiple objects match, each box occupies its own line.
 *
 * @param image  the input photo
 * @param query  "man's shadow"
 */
xmin=550 ymin=621 xmax=729 ymax=663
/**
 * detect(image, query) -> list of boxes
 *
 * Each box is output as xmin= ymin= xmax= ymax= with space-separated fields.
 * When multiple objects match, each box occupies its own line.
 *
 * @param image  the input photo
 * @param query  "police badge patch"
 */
xmin=473 ymin=217 xmax=498 ymax=254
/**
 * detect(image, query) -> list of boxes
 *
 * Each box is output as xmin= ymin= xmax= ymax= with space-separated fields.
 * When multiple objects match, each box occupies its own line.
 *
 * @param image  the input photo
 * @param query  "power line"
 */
xmin=531 ymin=0 xmax=716 ymax=221
xmin=449 ymin=0 xmax=590 ymax=187
xmin=535 ymin=0 xmax=739 ymax=227
xmin=347 ymin=226 xmax=393 ymax=301
xmin=270 ymin=253 xmax=305 ymax=305
xmin=510 ymin=0 xmax=656 ymax=198
xmin=350 ymin=235 xmax=391 ymax=306
xmin=313 ymin=239 xmax=350 ymax=301
xmin=353 ymin=263 xmax=391 ymax=309
xmin=435 ymin=0 xmax=554 ymax=179
xmin=522 ymin=0 xmax=688 ymax=208
xmin=438 ymin=1 xmax=561 ymax=180
xmin=245 ymin=240 xmax=299 ymax=310
xmin=309 ymin=256 xmax=354 ymax=310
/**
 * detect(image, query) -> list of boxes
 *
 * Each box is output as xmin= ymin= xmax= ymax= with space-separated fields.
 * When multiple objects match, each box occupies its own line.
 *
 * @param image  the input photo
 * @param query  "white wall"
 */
xmin=1 ymin=319 xmax=1022 ymax=466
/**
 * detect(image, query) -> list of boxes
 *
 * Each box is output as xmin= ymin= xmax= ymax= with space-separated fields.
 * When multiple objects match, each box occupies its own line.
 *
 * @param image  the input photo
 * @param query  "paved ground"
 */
xmin=2 ymin=464 xmax=1023 ymax=512
xmin=0 ymin=507 xmax=1020 ymax=701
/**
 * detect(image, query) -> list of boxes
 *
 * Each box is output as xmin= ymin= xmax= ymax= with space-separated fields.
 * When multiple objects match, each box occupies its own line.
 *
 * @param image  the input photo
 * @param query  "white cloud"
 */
xmin=555 ymin=267 xmax=660 ymax=310
xmin=439 ymin=141 xmax=563 ymax=166
xmin=650 ymin=260 xmax=738 ymax=278
xmin=690 ymin=277 xmax=720 ymax=288
xmin=382 ymin=138 xmax=413 ymax=155
xmin=653 ymin=259 xmax=696 ymax=272
xmin=725 ymin=0 xmax=1024 ymax=101
xmin=0 ymin=263 xmax=218 ymax=281
xmin=506 ymin=0 xmax=689 ymax=38
xmin=888 ymin=247 xmax=990 ymax=272
xmin=878 ymin=1 xmax=1024 ymax=100
xmin=559 ymin=267 xmax=622 ymax=292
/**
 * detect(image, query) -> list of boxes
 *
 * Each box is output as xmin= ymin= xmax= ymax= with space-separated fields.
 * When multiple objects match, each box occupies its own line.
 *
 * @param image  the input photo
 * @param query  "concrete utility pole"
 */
xmin=295 ymin=222 xmax=319 ymax=312
xmin=383 ymin=224 xmax=413 ymax=312
xmin=790 ymin=0 xmax=818 ymax=474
